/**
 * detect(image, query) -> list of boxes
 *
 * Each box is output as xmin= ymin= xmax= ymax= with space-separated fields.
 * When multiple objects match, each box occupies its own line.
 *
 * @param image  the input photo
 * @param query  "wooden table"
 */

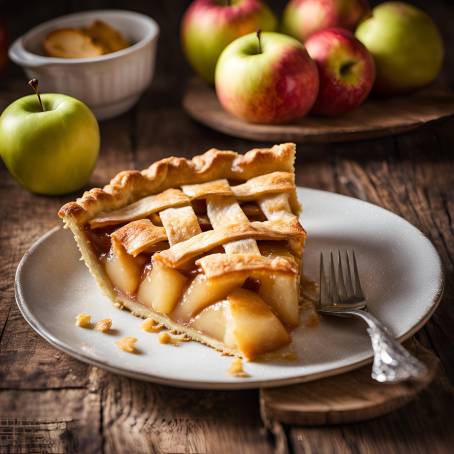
xmin=1 ymin=0 xmax=454 ymax=452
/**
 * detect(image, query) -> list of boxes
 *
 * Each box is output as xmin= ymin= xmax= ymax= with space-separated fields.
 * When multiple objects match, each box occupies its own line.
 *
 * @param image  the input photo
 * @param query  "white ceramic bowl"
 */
xmin=9 ymin=10 xmax=159 ymax=120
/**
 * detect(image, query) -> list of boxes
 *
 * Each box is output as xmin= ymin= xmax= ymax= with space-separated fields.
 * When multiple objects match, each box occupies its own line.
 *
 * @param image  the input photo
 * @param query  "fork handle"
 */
xmin=342 ymin=309 xmax=428 ymax=383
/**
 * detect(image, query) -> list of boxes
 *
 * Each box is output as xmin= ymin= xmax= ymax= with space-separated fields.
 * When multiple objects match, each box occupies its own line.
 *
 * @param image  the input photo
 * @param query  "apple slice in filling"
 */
xmin=189 ymin=300 xmax=236 ymax=348
xmin=258 ymin=272 xmax=299 ymax=326
xmin=189 ymin=289 xmax=292 ymax=359
xmin=105 ymin=238 xmax=142 ymax=296
xmin=172 ymin=272 xmax=246 ymax=322
xmin=137 ymin=262 xmax=188 ymax=314
xmin=227 ymin=288 xmax=290 ymax=360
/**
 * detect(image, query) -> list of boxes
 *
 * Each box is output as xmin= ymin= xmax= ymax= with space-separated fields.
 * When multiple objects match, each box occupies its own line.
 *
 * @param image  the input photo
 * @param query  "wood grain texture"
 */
xmin=289 ymin=373 xmax=454 ymax=454
xmin=1 ymin=0 xmax=454 ymax=452
xmin=183 ymin=78 xmax=454 ymax=143
xmin=260 ymin=341 xmax=438 ymax=425
xmin=0 ymin=388 xmax=102 ymax=453
xmin=98 ymin=369 xmax=272 ymax=454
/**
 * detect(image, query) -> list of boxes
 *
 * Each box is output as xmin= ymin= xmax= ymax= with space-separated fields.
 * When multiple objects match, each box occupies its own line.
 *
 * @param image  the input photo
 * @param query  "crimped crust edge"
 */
xmin=58 ymin=143 xmax=298 ymax=225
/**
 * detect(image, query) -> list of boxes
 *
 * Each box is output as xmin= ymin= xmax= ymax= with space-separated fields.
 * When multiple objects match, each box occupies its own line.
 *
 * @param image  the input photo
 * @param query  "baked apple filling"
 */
xmin=59 ymin=143 xmax=307 ymax=360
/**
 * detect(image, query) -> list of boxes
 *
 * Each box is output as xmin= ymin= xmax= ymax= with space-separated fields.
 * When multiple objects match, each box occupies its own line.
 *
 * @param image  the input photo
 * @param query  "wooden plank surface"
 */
xmin=260 ymin=341 xmax=440 ymax=426
xmin=0 ymin=389 xmax=102 ymax=453
xmin=1 ymin=0 xmax=454 ymax=453
xmin=183 ymin=79 xmax=454 ymax=143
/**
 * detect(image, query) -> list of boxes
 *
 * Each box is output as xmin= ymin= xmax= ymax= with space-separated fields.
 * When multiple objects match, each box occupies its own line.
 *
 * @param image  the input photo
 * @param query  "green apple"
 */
xmin=0 ymin=81 xmax=99 ymax=195
xmin=181 ymin=0 xmax=277 ymax=84
xmin=355 ymin=2 xmax=444 ymax=95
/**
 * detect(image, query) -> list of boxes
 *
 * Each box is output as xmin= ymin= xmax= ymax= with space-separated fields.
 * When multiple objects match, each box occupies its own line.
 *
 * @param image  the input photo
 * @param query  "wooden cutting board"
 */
xmin=183 ymin=78 xmax=454 ymax=143
xmin=260 ymin=340 xmax=438 ymax=426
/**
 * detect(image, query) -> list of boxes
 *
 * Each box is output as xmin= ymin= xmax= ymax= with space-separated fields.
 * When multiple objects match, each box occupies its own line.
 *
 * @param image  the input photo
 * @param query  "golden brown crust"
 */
xmin=196 ymin=253 xmax=297 ymax=278
xmin=205 ymin=195 xmax=260 ymax=255
xmin=231 ymin=172 xmax=295 ymax=200
xmin=159 ymin=206 xmax=202 ymax=245
xmin=154 ymin=219 xmax=306 ymax=269
xmin=58 ymin=143 xmax=298 ymax=225
xmin=181 ymin=172 xmax=294 ymax=200
xmin=111 ymin=219 xmax=167 ymax=257
xmin=181 ymin=179 xmax=233 ymax=199
xmin=89 ymin=188 xmax=189 ymax=229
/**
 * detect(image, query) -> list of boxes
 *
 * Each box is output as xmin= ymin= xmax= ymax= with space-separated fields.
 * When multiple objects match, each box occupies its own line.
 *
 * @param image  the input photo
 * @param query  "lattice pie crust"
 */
xmin=59 ymin=143 xmax=306 ymax=360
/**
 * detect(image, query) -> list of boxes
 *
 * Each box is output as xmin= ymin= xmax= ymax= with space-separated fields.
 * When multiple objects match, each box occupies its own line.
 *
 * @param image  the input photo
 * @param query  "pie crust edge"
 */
xmin=59 ymin=143 xmax=300 ymax=224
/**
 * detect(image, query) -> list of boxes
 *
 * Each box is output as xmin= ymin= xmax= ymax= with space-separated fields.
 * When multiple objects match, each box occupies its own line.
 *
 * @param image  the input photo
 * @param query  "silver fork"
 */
xmin=318 ymin=250 xmax=428 ymax=383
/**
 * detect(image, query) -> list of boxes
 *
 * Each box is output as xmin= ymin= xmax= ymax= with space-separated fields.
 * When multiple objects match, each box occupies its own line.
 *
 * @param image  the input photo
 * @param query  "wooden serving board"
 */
xmin=260 ymin=340 xmax=438 ymax=426
xmin=183 ymin=78 xmax=454 ymax=143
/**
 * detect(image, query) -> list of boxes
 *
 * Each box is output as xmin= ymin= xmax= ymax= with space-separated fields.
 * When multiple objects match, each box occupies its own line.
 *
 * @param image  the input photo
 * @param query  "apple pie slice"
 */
xmin=59 ymin=143 xmax=306 ymax=360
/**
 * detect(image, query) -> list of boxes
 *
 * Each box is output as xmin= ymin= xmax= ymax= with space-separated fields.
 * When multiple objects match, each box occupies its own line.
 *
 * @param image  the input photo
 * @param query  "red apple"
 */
xmin=305 ymin=28 xmax=375 ymax=116
xmin=215 ymin=31 xmax=319 ymax=124
xmin=181 ymin=0 xmax=277 ymax=84
xmin=282 ymin=0 xmax=370 ymax=42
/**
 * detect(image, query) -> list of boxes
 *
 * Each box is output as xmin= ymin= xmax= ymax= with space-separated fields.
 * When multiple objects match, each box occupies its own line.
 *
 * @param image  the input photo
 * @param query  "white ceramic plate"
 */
xmin=15 ymin=188 xmax=443 ymax=390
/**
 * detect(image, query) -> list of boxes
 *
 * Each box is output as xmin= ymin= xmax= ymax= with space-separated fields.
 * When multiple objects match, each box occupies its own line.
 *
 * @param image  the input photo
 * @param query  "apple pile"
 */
xmin=181 ymin=0 xmax=444 ymax=123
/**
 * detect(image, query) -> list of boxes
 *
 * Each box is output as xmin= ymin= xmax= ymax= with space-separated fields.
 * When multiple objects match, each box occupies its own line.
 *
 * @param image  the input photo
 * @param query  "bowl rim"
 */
xmin=9 ymin=9 xmax=160 ymax=66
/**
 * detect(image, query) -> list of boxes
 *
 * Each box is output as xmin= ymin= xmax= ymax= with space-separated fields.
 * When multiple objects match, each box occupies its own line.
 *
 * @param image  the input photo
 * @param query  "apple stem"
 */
xmin=340 ymin=61 xmax=357 ymax=77
xmin=28 ymin=79 xmax=45 ymax=112
xmin=256 ymin=29 xmax=262 ymax=54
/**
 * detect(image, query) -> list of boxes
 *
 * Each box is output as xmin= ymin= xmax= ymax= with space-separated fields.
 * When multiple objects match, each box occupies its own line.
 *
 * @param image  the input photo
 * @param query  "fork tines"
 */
xmin=319 ymin=250 xmax=365 ymax=306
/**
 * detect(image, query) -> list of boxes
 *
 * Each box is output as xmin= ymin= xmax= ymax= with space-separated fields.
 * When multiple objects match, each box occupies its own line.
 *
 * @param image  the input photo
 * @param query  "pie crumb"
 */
xmin=158 ymin=332 xmax=181 ymax=346
xmin=94 ymin=318 xmax=112 ymax=333
xmin=159 ymin=332 xmax=171 ymax=344
xmin=141 ymin=318 xmax=164 ymax=333
xmin=116 ymin=336 xmax=138 ymax=353
xmin=228 ymin=358 xmax=250 ymax=378
xmin=75 ymin=313 xmax=92 ymax=328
